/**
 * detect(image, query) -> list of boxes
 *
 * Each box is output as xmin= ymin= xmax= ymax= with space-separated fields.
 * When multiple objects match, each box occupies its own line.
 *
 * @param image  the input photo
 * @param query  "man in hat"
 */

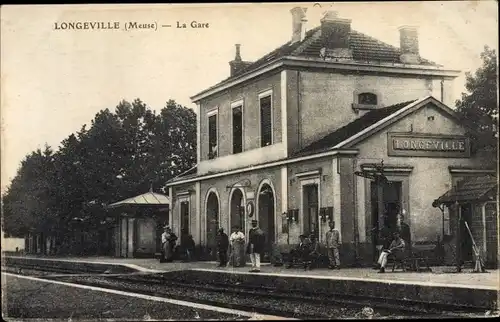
xmin=216 ymin=227 xmax=229 ymax=267
xmin=181 ymin=232 xmax=196 ymax=262
xmin=307 ymin=233 xmax=321 ymax=270
xmin=325 ymin=221 xmax=341 ymax=269
xmin=377 ymin=231 xmax=406 ymax=273
xmin=286 ymin=234 xmax=311 ymax=269
xmin=247 ymin=220 xmax=265 ymax=272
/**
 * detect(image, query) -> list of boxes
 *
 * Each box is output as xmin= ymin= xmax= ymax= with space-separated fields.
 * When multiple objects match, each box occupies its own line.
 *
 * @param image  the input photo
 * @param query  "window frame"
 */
xmin=352 ymin=90 xmax=381 ymax=113
xmin=230 ymin=99 xmax=244 ymax=155
xmin=258 ymin=89 xmax=274 ymax=148
xmin=358 ymin=92 xmax=378 ymax=106
xmin=207 ymin=108 xmax=219 ymax=160
xmin=176 ymin=194 xmax=190 ymax=238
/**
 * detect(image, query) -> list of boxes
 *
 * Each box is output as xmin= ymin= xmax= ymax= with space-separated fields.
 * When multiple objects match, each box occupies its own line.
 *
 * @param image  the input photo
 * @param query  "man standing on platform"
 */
xmin=216 ymin=227 xmax=229 ymax=267
xmin=326 ymin=221 xmax=341 ymax=269
xmin=247 ymin=220 xmax=265 ymax=272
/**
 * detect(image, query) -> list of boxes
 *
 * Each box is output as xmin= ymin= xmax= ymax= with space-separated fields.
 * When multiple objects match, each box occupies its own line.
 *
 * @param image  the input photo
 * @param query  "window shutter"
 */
xmin=260 ymin=95 xmax=272 ymax=147
xmin=232 ymin=106 xmax=243 ymax=154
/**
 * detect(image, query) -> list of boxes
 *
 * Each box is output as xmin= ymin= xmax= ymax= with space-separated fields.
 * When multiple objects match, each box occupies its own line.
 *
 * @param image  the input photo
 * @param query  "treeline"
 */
xmin=2 ymin=99 xmax=196 ymax=248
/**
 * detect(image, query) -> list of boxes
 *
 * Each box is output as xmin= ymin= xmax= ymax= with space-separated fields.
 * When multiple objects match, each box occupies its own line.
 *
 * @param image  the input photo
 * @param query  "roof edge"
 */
xmin=332 ymin=96 xmax=429 ymax=149
xmin=191 ymin=58 xmax=461 ymax=103
xmin=332 ymin=96 xmax=478 ymax=150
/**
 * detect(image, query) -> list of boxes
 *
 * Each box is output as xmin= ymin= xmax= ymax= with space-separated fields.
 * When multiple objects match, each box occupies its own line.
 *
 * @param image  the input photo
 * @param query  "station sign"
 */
xmin=387 ymin=133 xmax=471 ymax=158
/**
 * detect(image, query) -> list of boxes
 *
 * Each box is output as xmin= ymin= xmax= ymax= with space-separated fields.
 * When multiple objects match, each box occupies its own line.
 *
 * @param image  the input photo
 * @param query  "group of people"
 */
xmin=161 ymin=206 xmax=411 ymax=273
xmin=161 ymin=220 xmax=265 ymax=272
xmin=287 ymin=221 xmax=341 ymax=269
xmin=215 ymin=219 xmax=265 ymax=272
xmin=160 ymin=226 xmax=195 ymax=263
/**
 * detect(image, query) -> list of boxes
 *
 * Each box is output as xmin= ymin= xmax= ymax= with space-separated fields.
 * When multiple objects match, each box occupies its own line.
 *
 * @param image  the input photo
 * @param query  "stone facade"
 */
xmin=167 ymin=10 xmax=496 ymax=266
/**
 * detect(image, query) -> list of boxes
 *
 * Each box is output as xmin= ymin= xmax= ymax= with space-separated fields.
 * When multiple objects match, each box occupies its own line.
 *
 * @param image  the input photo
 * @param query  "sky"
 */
xmin=1 ymin=1 xmax=498 ymax=193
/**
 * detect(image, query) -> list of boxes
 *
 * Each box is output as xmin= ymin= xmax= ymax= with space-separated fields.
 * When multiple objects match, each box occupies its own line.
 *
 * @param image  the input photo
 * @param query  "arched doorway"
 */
xmin=257 ymin=182 xmax=275 ymax=261
xmin=206 ymin=191 xmax=219 ymax=260
xmin=230 ymin=189 xmax=245 ymax=236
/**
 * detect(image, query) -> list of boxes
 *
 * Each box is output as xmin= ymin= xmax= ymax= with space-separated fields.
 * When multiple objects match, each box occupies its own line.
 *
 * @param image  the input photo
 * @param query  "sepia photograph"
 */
xmin=1 ymin=1 xmax=499 ymax=320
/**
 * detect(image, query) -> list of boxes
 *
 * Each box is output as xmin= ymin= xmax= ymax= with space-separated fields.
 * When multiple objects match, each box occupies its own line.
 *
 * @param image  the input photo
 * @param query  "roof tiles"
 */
xmin=197 ymin=27 xmax=439 ymax=97
xmin=295 ymin=100 xmax=417 ymax=156
xmin=434 ymin=175 xmax=498 ymax=205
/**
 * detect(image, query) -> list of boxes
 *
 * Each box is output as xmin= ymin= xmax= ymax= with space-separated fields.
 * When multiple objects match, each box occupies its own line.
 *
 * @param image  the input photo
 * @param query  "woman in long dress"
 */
xmin=162 ymin=226 xmax=177 ymax=262
xmin=229 ymin=226 xmax=246 ymax=267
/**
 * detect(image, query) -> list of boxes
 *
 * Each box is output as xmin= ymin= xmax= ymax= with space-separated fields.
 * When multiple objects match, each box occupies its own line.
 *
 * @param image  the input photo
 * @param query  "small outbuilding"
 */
xmin=433 ymin=175 xmax=498 ymax=269
xmin=107 ymin=191 xmax=170 ymax=258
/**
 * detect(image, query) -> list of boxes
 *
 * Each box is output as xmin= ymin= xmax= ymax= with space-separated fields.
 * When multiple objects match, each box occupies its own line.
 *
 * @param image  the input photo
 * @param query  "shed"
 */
xmin=108 ymin=191 xmax=170 ymax=258
xmin=433 ymin=175 xmax=498 ymax=269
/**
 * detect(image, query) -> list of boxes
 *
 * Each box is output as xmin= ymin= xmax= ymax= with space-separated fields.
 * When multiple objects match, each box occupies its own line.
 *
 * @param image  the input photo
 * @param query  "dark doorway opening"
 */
xmin=180 ymin=201 xmax=189 ymax=243
xmin=206 ymin=192 xmax=219 ymax=260
xmin=230 ymin=189 xmax=245 ymax=237
xmin=258 ymin=184 xmax=275 ymax=261
xmin=370 ymin=181 xmax=402 ymax=262
xmin=460 ymin=204 xmax=473 ymax=262
xmin=303 ymin=184 xmax=319 ymax=239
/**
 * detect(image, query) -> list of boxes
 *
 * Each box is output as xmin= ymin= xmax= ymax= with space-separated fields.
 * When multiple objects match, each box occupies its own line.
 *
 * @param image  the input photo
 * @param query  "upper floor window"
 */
xmin=208 ymin=110 xmax=218 ymax=159
xmin=232 ymin=101 xmax=243 ymax=154
xmin=259 ymin=91 xmax=273 ymax=147
xmin=358 ymin=92 xmax=378 ymax=105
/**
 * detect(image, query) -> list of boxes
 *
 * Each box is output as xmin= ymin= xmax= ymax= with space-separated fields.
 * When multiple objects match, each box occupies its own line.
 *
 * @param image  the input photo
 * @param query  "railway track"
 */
xmin=3 ymin=263 xmax=490 ymax=319
xmin=96 ymin=273 xmax=489 ymax=316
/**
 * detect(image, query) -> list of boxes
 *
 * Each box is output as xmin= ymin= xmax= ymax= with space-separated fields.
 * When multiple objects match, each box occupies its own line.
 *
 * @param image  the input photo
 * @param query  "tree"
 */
xmin=1 ymin=97 xmax=197 ymax=254
xmin=156 ymin=99 xmax=197 ymax=187
xmin=455 ymin=45 xmax=498 ymax=158
xmin=2 ymin=145 xmax=57 ymax=238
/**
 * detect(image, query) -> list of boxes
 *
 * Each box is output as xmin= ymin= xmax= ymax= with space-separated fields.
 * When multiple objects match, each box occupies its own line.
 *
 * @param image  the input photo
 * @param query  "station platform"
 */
xmin=4 ymin=255 xmax=499 ymax=311
xmin=7 ymin=255 xmax=498 ymax=290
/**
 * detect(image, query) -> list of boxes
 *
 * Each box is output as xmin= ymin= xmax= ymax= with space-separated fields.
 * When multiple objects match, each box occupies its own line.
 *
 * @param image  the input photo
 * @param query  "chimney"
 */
xmin=290 ymin=7 xmax=308 ymax=44
xmin=320 ymin=10 xmax=353 ymax=60
xmin=398 ymin=26 xmax=421 ymax=64
xmin=234 ymin=44 xmax=242 ymax=61
xmin=229 ymin=44 xmax=253 ymax=77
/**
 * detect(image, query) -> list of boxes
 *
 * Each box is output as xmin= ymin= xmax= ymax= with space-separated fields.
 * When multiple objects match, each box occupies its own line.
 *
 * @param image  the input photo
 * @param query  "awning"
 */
xmin=432 ymin=175 xmax=497 ymax=207
xmin=107 ymin=192 xmax=170 ymax=209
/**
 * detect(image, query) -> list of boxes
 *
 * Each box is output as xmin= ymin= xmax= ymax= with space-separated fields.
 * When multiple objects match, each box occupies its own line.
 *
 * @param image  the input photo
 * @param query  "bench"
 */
xmin=392 ymin=255 xmax=432 ymax=272
xmin=391 ymin=243 xmax=434 ymax=272
xmin=285 ymin=253 xmax=322 ymax=270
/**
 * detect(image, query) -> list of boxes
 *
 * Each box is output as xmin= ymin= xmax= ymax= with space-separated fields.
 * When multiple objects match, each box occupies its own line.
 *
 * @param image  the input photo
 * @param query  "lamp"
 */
xmin=319 ymin=207 xmax=333 ymax=223
xmin=286 ymin=209 xmax=299 ymax=223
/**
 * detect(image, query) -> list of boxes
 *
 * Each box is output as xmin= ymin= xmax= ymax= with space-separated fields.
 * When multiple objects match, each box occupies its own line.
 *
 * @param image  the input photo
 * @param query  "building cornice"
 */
xmin=166 ymin=149 xmax=359 ymax=187
xmin=283 ymin=57 xmax=461 ymax=77
xmin=191 ymin=56 xmax=461 ymax=102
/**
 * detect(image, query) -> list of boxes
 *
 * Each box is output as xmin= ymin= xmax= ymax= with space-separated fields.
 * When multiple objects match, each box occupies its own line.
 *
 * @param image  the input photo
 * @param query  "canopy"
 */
xmin=432 ymin=175 xmax=497 ymax=207
xmin=107 ymin=192 xmax=170 ymax=209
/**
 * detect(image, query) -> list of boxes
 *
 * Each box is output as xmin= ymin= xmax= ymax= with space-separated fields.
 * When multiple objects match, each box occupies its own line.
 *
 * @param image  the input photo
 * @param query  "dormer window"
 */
xmin=358 ymin=92 xmax=378 ymax=105
xmin=352 ymin=91 xmax=381 ymax=113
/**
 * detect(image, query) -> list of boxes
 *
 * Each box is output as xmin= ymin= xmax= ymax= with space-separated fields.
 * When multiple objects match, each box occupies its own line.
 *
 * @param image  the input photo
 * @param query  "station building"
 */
xmin=165 ymin=8 xmax=497 ymax=266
